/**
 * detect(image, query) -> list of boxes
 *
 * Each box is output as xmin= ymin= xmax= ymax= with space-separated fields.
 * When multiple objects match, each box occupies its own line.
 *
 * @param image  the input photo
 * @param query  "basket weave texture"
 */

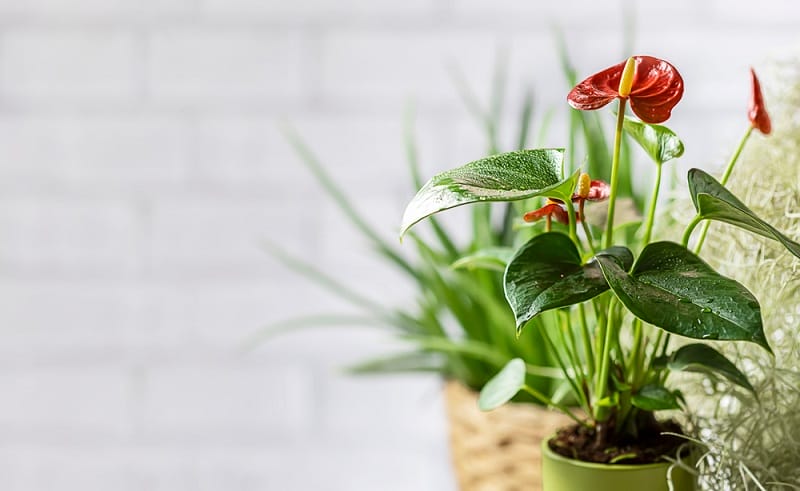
xmin=444 ymin=380 xmax=572 ymax=491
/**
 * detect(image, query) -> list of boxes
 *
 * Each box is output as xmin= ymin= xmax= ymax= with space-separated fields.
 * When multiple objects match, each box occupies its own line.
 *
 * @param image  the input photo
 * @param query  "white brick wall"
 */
xmin=0 ymin=1 xmax=797 ymax=489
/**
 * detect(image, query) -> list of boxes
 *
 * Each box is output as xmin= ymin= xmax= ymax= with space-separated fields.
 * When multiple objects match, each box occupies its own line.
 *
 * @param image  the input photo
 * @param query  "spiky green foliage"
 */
xmin=264 ymin=42 xmax=647 ymax=406
xmin=260 ymin=55 xmax=589 ymax=400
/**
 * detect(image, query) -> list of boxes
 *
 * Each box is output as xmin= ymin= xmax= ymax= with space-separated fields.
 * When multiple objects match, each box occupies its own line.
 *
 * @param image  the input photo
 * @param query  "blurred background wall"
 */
xmin=0 ymin=0 xmax=796 ymax=489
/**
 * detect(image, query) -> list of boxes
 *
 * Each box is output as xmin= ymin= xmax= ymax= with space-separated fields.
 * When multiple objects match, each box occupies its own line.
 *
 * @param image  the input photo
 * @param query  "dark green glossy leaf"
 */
xmin=401 ymin=149 xmax=576 ymax=237
xmin=622 ymin=116 xmax=684 ymax=165
xmin=478 ymin=358 xmax=526 ymax=411
xmin=451 ymin=247 xmax=514 ymax=272
xmin=596 ymin=241 xmax=770 ymax=352
xmin=504 ymin=233 xmax=633 ymax=332
xmin=631 ymin=384 xmax=681 ymax=411
xmin=688 ymin=168 xmax=800 ymax=259
xmin=667 ymin=344 xmax=755 ymax=393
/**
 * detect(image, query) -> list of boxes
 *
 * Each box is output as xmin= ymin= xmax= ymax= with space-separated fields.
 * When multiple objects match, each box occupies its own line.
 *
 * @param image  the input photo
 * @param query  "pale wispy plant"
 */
xmin=678 ymin=57 xmax=800 ymax=490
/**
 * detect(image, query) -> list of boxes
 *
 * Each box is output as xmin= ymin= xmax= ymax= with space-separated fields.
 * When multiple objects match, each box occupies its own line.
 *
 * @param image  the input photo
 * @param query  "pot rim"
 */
xmin=541 ymin=438 xmax=676 ymax=471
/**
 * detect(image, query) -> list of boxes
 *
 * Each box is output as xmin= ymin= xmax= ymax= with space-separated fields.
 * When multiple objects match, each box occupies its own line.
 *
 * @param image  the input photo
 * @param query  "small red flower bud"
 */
xmin=748 ymin=68 xmax=771 ymax=135
xmin=523 ymin=200 xmax=571 ymax=225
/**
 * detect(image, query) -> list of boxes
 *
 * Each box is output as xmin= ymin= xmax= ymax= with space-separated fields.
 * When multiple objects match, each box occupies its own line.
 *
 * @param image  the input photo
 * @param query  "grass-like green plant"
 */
xmin=264 ymin=47 xmax=619 ymax=401
xmin=263 ymin=37 xmax=649 ymax=403
xmin=402 ymin=53 xmax=800 ymax=464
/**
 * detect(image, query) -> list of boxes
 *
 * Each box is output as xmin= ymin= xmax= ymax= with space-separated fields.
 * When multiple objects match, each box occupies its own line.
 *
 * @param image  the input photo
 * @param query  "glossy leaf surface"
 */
xmin=596 ymin=241 xmax=770 ymax=351
xmin=504 ymin=233 xmax=633 ymax=332
xmin=478 ymin=358 xmax=526 ymax=411
xmin=622 ymin=116 xmax=684 ymax=164
xmin=688 ymin=168 xmax=800 ymax=259
xmin=666 ymin=343 xmax=755 ymax=393
xmin=401 ymin=149 xmax=572 ymax=237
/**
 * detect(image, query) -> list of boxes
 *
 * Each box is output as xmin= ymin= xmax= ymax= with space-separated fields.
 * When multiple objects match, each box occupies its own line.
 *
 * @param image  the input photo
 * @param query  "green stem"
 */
xmin=693 ymin=126 xmax=754 ymax=254
xmin=558 ymin=310 xmax=590 ymax=411
xmin=578 ymin=303 xmax=595 ymax=378
xmin=720 ymin=126 xmax=754 ymax=186
xmin=521 ymin=384 xmax=586 ymax=427
xmin=604 ymin=100 xmax=628 ymax=249
xmin=660 ymin=333 xmax=671 ymax=358
xmin=579 ymin=201 xmax=597 ymax=255
xmin=542 ymin=320 xmax=589 ymax=414
xmin=628 ymin=318 xmax=644 ymax=386
xmin=594 ymin=298 xmax=618 ymax=420
xmin=641 ymin=163 xmax=663 ymax=247
xmin=564 ymin=198 xmax=582 ymax=252
xmin=681 ymin=215 xmax=704 ymax=248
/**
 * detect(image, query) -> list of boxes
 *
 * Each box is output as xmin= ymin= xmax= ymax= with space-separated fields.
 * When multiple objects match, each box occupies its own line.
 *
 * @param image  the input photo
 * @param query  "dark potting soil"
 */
xmin=547 ymin=420 xmax=686 ymax=465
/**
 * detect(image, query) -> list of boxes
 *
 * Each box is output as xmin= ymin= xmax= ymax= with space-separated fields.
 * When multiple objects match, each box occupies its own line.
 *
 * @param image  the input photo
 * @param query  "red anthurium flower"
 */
xmin=523 ymin=200 xmax=573 ymax=225
xmin=573 ymin=177 xmax=610 ymax=203
xmin=567 ymin=55 xmax=684 ymax=124
xmin=748 ymin=68 xmax=771 ymax=135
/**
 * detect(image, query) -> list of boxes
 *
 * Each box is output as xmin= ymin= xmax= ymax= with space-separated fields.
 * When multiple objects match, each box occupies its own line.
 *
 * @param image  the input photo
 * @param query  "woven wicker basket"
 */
xmin=444 ymin=380 xmax=572 ymax=491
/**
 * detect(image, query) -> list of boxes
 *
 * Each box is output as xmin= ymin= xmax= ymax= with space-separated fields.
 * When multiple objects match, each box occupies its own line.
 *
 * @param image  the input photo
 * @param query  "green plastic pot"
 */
xmin=541 ymin=440 xmax=696 ymax=491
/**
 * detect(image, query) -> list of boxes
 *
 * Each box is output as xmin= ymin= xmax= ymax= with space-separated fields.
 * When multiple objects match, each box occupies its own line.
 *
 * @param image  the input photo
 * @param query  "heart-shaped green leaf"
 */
xmin=688 ymin=168 xmax=800 ymax=259
xmin=478 ymin=358 xmax=526 ymax=411
xmin=401 ymin=149 xmax=576 ymax=237
xmin=622 ymin=116 xmax=684 ymax=165
xmin=596 ymin=241 xmax=770 ymax=352
xmin=631 ymin=384 xmax=681 ymax=411
xmin=451 ymin=247 xmax=514 ymax=272
xmin=504 ymin=232 xmax=633 ymax=332
xmin=666 ymin=343 xmax=755 ymax=393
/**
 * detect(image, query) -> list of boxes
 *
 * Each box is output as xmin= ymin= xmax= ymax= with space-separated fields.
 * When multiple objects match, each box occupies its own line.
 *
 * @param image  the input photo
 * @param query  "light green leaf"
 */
xmin=622 ymin=116 xmax=684 ymax=165
xmin=688 ymin=168 xmax=800 ymax=260
xmin=347 ymin=352 xmax=443 ymax=374
xmin=451 ymin=247 xmax=514 ymax=272
xmin=667 ymin=343 xmax=755 ymax=393
xmin=401 ymin=149 xmax=576 ymax=237
xmin=504 ymin=232 xmax=633 ymax=332
xmin=478 ymin=358 xmax=526 ymax=411
xmin=596 ymin=241 xmax=770 ymax=352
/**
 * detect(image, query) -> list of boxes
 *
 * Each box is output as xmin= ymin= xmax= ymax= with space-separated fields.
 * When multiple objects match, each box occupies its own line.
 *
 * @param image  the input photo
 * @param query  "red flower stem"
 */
xmin=627 ymin=318 xmax=644 ymax=386
xmin=604 ymin=99 xmax=628 ymax=249
xmin=578 ymin=303 xmax=595 ymax=379
xmin=564 ymin=198 xmax=580 ymax=249
xmin=693 ymin=125 xmax=754 ymax=254
xmin=720 ymin=125 xmax=755 ymax=186
xmin=579 ymin=200 xmax=597 ymax=255
xmin=593 ymin=297 xmax=618 ymax=422
xmin=641 ymin=162 xmax=663 ymax=247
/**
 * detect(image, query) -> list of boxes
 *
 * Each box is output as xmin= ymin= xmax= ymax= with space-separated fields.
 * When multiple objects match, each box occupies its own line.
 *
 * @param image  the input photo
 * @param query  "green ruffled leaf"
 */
xmin=451 ymin=247 xmax=514 ymax=272
xmin=596 ymin=241 xmax=770 ymax=352
xmin=401 ymin=149 xmax=577 ymax=237
xmin=622 ymin=116 xmax=684 ymax=165
xmin=688 ymin=168 xmax=800 ymax=259
xmin=666 ymin=343 xmax=755 ymax=393
xmin=631 ymin=384 xmax=681 ymax=411
xmin=504 ymin=232 xmax=633 ymax=332
xmin=478 ymin=358 xmax=526 ymax=411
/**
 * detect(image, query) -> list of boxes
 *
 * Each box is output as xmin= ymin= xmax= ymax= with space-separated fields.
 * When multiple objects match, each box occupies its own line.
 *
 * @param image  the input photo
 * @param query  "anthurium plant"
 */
xmin=401 ymin=55 xmax=794 ymax=464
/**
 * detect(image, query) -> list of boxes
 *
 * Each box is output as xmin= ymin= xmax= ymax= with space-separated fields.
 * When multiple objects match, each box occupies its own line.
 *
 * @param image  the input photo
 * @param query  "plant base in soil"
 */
xmin=548 ymin=419 xmax=685 ymax=465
